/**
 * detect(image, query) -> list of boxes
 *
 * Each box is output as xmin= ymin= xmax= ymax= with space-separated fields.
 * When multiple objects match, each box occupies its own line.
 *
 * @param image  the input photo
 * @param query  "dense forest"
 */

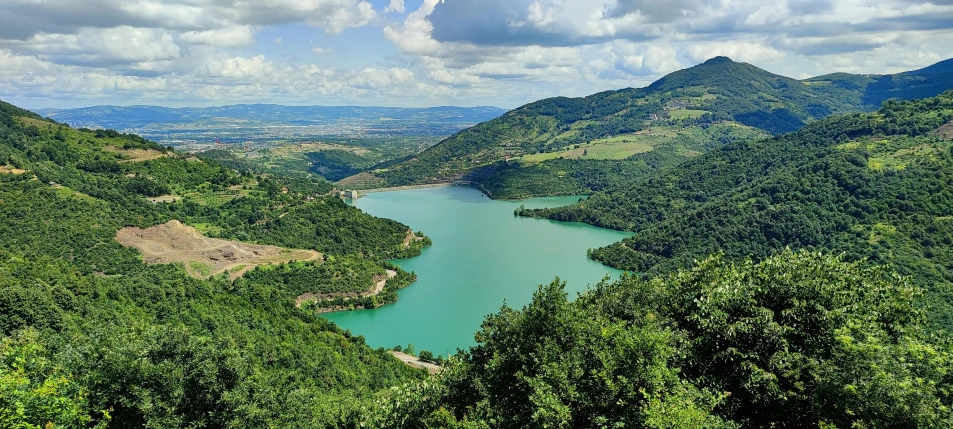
xmin=6 ymin=87 xmax=953 ymax=427
xmin=9 ymin=83 xmax=953 ymax=429
xmin=0 ymin=99 xmax=434 ymax=427
xmin=364 ymin=252 xmax=953 ymax=428
xmin=523 ymin=91 xmax=953 ymax=330
xmin=371 ymin=57 xmax=953 ymax=198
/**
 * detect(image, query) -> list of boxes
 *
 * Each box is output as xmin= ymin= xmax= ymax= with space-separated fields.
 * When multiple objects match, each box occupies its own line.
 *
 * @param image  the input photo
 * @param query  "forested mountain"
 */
xmin=0 ymin=99 xmax=433 ymax=426
xmin=370 ymin=252 xmax=953 ymax=428
xmin=370 ymin=57 xmax=953 ymax=198
xmin=523 ymin=91 xmax=953 ymax=329
xmin=6 ymin=96 xmax=953 ymax=427
xmin=807 ymin=58 xmax=953 ymax=108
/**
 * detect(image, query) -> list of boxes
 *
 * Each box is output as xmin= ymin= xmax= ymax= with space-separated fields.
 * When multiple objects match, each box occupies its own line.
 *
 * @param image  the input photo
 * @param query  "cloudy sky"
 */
xmin=1 ymin=0 xmax=952 ymax=109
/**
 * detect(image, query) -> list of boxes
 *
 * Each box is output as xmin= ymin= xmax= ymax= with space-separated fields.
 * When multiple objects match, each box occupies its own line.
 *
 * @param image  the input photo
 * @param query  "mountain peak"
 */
xmin=702 ymin=56 xmax=735 ymax=65
xmin=646 ymin=55 xmax=782 ymax=95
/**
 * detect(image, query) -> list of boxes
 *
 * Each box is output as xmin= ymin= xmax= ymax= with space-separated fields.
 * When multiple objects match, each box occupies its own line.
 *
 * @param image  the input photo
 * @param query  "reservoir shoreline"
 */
xmin=325 ymin=186 xmax=631 ymax=356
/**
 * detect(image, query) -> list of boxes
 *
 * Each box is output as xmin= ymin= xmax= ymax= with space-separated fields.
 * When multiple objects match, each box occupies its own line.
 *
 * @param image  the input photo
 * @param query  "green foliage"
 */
xmin=525 ymin=91 xmax=953 ymax=329
xmin=198 ymin=195 xmax=426 ymax=259
xmin=807 ymin=58 xmax=953 ymax=110
xmin=242 ymin=257 xmax=384 ymax=297
xmin=307 ymin=149 xmax=371 ymax=181
xmin=377 ymin=251 xmax=953 ymax=428
xmin=0 ymin=99 xmax=428 ymax=426
xmin=376 ymin=57 xmax=953 ymax=195
xmin=0 ymin=329 xmax=106 ymax=429
xmin=478 ymin=123 xmax=767 ymax=199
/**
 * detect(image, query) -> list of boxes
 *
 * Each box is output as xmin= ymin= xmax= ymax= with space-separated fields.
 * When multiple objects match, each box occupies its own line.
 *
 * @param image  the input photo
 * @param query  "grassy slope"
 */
xmin=523 ymin=92 xmax=953 ymax=329
xmin=0 ymin=99 xmax=428 ymax=427
xmin=372 ymin=57 xmax=953 ymax=197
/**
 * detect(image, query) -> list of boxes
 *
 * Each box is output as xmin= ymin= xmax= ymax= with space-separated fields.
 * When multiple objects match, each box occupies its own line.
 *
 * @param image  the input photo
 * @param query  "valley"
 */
xmin=326 ymin=187 xmax=631 ymax=355
xmin=4 ymin=56 xmax=953 ymax=428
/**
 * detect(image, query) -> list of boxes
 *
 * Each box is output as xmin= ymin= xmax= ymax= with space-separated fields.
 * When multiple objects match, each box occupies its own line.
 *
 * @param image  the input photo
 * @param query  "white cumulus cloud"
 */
xmin=385 ymin=0 xmax=405 ymax=14
xmin=181 ymin=26 xmax=256 ymax=48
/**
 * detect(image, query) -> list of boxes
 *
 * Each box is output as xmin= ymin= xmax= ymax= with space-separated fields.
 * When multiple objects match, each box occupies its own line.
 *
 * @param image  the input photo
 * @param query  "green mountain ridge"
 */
xmin=368 ymin=57 xmax=953 ymax=198
xmin=523 ymin=91 xmax=953 ymax=329
xmin=5 ymin=94 xmax=953 ymax=427
xmin=0 ymin=99 xmax=432 ymax=426
xmin=364 ymin=92 xmax=953 ymax=429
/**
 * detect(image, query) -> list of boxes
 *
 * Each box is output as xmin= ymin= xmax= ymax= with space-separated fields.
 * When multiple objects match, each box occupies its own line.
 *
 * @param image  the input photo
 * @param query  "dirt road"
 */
xmin=388 ymin=351 xmax=441 ymax=374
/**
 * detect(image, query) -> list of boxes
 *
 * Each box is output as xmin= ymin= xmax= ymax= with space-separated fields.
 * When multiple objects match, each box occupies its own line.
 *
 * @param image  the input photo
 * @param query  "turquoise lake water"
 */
xmin=323 ymin=186 xmax=631 ymax=357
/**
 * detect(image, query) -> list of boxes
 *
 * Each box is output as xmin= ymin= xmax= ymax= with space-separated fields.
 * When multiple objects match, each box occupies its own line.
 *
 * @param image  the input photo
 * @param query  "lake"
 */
xmin=323 ymin=186 xmax=631 ymax=357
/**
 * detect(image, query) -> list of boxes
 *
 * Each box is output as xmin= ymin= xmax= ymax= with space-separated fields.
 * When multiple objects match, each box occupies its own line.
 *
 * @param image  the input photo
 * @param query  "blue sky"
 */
xmin=1 ymin=0 xmax=952 ymax=109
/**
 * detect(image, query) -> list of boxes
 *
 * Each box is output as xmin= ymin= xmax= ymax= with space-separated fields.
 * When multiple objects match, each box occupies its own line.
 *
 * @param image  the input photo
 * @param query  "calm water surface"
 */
xmin=323 ymin=186 xmax=631 ymax=356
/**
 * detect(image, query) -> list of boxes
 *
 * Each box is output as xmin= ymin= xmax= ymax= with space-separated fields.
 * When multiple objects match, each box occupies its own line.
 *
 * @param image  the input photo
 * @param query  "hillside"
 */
xmin=807 ymin=58 xmax=953 ymax=108
xmin=0 ymin=99 xmax=433 ymax=426
xmin=523 ymin=91 xmax=953 ymax=329
xmin=367 ymin=252 xmax=953 ymax=428
xmin=359 ymin=94 xmax=953 ymax=428
xmin=5 ymin=98 xmax=953 ymax=429
xmin=368 ymin=57 xmax=953 ymax=198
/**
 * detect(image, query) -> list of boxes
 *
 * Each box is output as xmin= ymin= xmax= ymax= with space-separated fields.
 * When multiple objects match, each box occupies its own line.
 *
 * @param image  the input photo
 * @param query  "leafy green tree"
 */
xmin=0 ymin=329 xmax=107 ymax=429
xmin=418 ymin=350 xmax=434 ymax=363
xmin=585 ymin=251 xmax=953 ymax=428
xmin=376 ymin=251 xmax=953 ymax=428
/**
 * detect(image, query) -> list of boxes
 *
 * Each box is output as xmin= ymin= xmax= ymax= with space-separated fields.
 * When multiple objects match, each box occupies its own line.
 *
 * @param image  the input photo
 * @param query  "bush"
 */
xmin=418 ymin=350 xmax=434 ymax=363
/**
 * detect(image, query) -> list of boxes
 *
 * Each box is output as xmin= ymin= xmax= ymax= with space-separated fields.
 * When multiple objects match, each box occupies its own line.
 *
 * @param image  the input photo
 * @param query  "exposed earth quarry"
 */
xmin=116 ymin=220 xmax=321 ymax=279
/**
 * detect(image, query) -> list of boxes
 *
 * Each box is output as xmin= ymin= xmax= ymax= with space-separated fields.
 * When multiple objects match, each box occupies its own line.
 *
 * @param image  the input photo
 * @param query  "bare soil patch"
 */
xmin=388 ymin=351 xmax=441 ymax=374
xmin=0 ymin=165 xmax=27 ymax=174
xmin=103 ymin=146 xmax=170 ymax=163
xmin=116 ymin=220 xmax=321 ymax=279
xmin=146 ymin=195 xmax=181 ymax=204
xmin=937 ymin=119 xmax=953 ymax=140
xmin=296 ymin=269 xmax=397 ymax=308
xmin=401 ymin=229 xmax=424 ymax=249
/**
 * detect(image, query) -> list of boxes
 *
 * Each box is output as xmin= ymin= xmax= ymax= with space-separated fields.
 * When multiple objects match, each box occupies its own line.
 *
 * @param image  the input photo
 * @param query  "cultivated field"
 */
xmin=336 ymin=171 xmax=386 ymax=189
xmin=668 ymin=109 xmax=709 ymax=119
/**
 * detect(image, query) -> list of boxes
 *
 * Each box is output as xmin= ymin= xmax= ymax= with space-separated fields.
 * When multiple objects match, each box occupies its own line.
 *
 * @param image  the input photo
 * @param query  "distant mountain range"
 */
xmin=35 ymin=104 xmax=509 ymax=130
xmin=371 ymin=57 xmax=953 ymax=193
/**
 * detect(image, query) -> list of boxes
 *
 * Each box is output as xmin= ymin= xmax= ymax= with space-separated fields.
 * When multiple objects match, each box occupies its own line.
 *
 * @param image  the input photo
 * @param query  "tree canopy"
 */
xmin=368 ymin=251 xmax=953 ymax=428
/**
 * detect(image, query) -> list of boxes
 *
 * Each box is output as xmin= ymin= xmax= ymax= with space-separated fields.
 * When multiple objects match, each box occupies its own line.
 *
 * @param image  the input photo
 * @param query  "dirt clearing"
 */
xmin=296 ymin=269 xmax=396 ymax=307
xmin=937 ymin=119 xmax=953 ymax=140
xmin=0 ymin=165 xmax=27 ymax=174
xmin=388 ymin=351 xmax=442 ymax=374
xmin=146 ymin=195 xmax=181 ymax=204
xmin=401 ymin=230 xmax=424 ymax=249
xmin=116 ymin=220 xmax=321 ymax=279
xmin=103 ymin=146 xmax=171 ymax=163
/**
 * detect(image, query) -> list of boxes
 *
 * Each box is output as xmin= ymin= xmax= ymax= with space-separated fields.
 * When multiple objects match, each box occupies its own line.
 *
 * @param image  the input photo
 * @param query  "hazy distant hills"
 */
xmin=35 ymin=104 xmax=508 ymax=130
xmin=373 ymin=57 xmax=953 ymax=190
